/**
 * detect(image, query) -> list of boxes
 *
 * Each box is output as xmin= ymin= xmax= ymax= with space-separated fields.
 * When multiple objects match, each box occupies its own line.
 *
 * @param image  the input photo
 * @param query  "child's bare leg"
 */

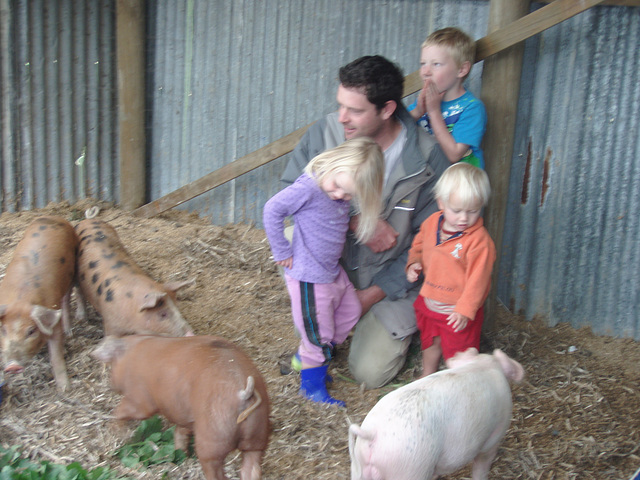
xmin=421 ymin=337 xmax=442 ymax=377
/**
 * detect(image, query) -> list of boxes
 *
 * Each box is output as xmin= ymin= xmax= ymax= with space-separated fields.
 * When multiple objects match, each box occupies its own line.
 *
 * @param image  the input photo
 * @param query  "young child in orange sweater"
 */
xmin=406 ymin=162 xmax=496 ymax=376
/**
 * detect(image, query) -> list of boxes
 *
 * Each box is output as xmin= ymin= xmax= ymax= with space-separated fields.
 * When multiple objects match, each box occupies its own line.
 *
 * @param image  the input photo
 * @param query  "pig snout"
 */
xmin=4 ymin=361 xmax=25 ymax=375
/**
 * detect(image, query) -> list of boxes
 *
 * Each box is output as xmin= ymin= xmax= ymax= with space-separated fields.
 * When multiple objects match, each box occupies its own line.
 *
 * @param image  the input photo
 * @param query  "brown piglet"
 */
xmin=92 ymin=334 xmax=271 ymax=480
xmin=75 ymin=219 xmax=193 ymax=337
xmin=0 ymin=216 xmax=79 ymax=391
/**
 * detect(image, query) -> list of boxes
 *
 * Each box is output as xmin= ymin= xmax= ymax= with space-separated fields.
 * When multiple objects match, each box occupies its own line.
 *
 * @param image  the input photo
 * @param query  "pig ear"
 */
xmin=139 ymin=292 xmax=167 ymax=311
xmin=30 ymin=305 xmax=62 ymax=336
xmin=163 ymin=278 xmax=195 ymax=293
xmin=91 ymin=336 xmax=126 ymax=363
xmin=493 ymin=349 xmax=525 ymax=383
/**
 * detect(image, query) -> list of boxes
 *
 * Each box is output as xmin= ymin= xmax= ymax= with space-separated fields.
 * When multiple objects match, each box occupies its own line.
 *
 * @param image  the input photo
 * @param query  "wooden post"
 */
xmin=117 ymin=0 xmax=146 ymax=210
xmin=481 ymin=0 xmax=531 ymax=329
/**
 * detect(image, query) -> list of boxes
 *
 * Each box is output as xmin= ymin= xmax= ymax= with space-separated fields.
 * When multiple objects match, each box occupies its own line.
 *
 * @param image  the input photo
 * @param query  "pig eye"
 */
xmin=26 ymin=326 xmax=37 ymax=337
xmin=156 ymin=298 xmax=165 ymax=308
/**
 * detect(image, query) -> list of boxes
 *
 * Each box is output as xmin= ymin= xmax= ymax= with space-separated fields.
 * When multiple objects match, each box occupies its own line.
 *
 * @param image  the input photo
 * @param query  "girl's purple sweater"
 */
xmin=263 ymin=173 xmax=350 ymax=283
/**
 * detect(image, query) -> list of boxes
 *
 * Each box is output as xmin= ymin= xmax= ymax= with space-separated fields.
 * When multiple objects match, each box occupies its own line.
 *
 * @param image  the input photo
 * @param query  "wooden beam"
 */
xmin=475 ymin=0 xmax=609 ymax=62
xmin=538 ymin=0 xmax=639 ymax=6
xmin=133 ymin=124 xmax=311 ymax=218
xmin=117 ymin=0 xmax=146 ymax=210
xmin=136 ymin=0 xmax=609 ymax=218
xmin=481 ymin=0 xmax=531 ymax=330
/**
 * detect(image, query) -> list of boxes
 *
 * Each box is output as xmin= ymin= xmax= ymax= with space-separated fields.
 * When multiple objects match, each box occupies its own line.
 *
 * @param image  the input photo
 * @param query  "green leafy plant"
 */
xmin=114 ymin=416 xmax=188 ymax=470
xmin=0 ymin=444 xmax=127 ymax=479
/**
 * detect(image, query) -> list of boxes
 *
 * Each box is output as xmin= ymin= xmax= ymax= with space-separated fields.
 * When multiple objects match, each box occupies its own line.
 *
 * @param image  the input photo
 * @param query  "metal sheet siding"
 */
xmin=497 ymin=4 xmax=640 ymax=339
xmin=0 ymin=0 xmax=117 ymax=211
xmin=146 ymin=0 xmax=489 ymax=225
xmin=2 ymin=1 xmax=639 ymax=341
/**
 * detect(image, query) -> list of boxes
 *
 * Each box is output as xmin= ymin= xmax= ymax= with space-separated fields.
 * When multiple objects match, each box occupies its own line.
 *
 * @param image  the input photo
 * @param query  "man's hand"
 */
xmin=365 ymin=219 xmax=399 ymax=253
xmin=356 ymin=285 xmax=386 ymax=316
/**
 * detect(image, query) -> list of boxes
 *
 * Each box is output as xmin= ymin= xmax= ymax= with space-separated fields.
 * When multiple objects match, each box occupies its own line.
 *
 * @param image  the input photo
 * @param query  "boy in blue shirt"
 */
xmin=408 ymin=27 xmax=487 ymax=168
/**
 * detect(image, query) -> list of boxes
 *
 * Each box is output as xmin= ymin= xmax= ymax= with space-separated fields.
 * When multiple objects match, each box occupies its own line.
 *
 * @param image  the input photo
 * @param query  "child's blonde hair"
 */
xmin=304 ymin=137 xmax=383 ymax=243
xmin=433 ymin=162 xmax=490 ymax=208
xmin=422 ymin=27 xmax=476 ymax=79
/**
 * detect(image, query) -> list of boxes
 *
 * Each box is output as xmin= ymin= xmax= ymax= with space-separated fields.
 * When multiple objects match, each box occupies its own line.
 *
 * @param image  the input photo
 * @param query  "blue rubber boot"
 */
xmin=300 ymin=365 xmax=345 ymax=407
xmin=291 ymin=353 xmax=332 ymax=382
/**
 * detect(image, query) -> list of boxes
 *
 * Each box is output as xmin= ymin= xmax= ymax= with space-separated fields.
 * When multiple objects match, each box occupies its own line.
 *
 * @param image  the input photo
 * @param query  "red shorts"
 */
xmin=413 ymin=296 xmax=484 ymax=360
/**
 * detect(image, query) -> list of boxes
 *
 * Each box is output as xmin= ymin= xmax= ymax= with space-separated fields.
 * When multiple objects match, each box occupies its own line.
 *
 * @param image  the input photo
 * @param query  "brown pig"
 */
xmin=0 ymin=216 xmax=79 ymax=391
xmin=75 ymin=219 xmax=193 ymax=337
xmin=92 ymin=334 xmax=271 ymax=480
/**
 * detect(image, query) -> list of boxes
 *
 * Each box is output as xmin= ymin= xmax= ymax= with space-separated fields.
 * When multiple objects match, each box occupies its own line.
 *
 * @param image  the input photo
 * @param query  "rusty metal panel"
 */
xmin=497 ymin=4 xmax=640 ymax=340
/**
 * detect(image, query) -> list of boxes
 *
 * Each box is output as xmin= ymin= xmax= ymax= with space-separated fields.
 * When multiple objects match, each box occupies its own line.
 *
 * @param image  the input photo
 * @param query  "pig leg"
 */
xmin=239 ymin=450 xmax=262 ymax=480
xmin=61 ymin=290 xmax=72 ymax=335
xmin=113 ymin=397 xmax=157 ymax=420
xmin=198 ymin=456 xmax=227 ymax=480
xmin=470 ymin=443 xmax=499 ymax=480
xmin=173 ymin=425 xmax=192 ymax=452
xmin=47 ymin=326 xmax=69 ymax=392
xmin=74 ymin=286 xmax=87 ymax=322
xmin=194 ymin=426 xmax=234 ymax=480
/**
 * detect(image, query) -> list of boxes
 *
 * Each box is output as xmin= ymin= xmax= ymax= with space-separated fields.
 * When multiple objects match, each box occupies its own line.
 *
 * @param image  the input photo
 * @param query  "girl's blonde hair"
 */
xmin=304 ymin=137 xmax=384 ymax=243
xmin=433 ymin=162 xmax=491 ymax=208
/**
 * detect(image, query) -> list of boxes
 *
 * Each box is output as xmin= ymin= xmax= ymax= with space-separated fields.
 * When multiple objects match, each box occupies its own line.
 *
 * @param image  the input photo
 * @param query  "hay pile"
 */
xmin=0 ymin=201 xmax=638 ymax=479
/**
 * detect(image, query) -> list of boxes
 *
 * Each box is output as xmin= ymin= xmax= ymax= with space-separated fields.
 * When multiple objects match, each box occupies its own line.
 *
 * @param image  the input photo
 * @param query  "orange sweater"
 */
xmin=406 ymin=212 xmax=496 ymax=320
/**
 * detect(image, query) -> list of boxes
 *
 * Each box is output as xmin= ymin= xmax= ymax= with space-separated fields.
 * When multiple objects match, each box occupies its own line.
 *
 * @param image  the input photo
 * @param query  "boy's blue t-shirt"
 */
xmin=407 ymin=90 xmax=487 ymax=169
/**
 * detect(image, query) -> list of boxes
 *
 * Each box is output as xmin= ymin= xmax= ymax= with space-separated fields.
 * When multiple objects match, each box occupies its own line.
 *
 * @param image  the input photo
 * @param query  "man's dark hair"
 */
xmin=338 ymin=55 xmax=405 ymax=112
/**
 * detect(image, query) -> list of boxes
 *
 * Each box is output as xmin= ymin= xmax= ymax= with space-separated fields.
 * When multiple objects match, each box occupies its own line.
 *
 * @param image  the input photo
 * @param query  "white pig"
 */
xmin=349 ymin=348 xmax=525 ymax=480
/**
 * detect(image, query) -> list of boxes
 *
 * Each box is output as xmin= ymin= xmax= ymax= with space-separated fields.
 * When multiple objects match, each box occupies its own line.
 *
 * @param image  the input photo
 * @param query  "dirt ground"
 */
xmin=0 ymin=200 xmax=638 ymax=480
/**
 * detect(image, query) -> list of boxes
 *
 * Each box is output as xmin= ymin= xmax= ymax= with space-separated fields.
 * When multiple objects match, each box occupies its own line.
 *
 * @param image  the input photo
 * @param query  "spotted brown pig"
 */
xmin=92 ymin=334 xmax=271 ymax=480
xmin=75 ymin=219 xmax=193 ymax=337
xmin=0 ymin=216 xmax=79 ymax=391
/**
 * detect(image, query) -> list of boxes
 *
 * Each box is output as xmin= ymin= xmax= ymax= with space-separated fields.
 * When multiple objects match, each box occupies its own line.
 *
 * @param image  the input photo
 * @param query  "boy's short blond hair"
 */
xmin=433 ymin=162 xmax=490 ymax=208
xmin=422 ymin=27 xmax=476 ymax=79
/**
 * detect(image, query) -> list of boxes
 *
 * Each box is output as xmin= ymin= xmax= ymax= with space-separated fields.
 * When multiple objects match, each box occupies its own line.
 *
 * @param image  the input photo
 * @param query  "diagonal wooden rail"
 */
xmin=133 ymin=0 xmax=608 ymax=218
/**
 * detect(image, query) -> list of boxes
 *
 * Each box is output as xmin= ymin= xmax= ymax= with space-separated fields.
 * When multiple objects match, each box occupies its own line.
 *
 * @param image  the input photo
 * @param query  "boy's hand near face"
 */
xmin=447 ymin=312 xmax=470 ymax=332
xmin=423 ymin=79 xmax=445 ymax=115
xmin=406 ymin=262 xmax=423 ymax=283
xmin=410 ymin=79 xmax=445 ymax=120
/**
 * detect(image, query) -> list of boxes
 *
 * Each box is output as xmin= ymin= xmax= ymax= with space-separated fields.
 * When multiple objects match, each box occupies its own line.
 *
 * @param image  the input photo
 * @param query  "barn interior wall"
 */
xmin=144 ymin=0 xmax=489 ymax=225
xmin=1 ymin=1 xmax=638 ymax=340
xmin=497 ymin=4 xmax=640 ymax=340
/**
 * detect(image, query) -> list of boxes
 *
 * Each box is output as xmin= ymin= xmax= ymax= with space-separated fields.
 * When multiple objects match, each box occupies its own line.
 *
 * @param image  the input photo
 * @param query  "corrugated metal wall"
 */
xmin=497 ymin=4 xmax=640 ymax=339
xmin=1 ymin=1 xmax=639 ymax=340
xmin=0 ymin=0 xmax=117 ymax=211
xmin=145 ymin=0 xmax=489 ymax=225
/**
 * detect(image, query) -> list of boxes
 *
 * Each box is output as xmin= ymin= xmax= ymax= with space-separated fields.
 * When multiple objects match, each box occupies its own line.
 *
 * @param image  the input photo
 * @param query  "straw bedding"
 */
xmin=0 ymin=201 xmax=638 ymax=479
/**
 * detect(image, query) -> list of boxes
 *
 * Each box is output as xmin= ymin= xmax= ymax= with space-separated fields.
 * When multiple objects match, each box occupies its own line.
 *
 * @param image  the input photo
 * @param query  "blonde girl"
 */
xmin=263 ymin=137 xmax=383 ymax=406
